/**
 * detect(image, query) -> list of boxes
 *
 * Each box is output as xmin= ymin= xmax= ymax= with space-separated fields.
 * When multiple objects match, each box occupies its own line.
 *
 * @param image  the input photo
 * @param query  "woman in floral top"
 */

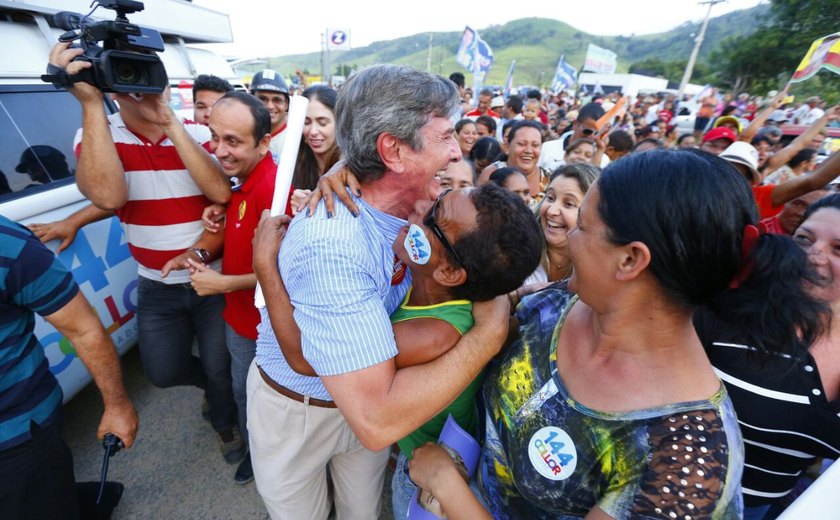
xmin=409 ymin=149 xmax=754 ymax=519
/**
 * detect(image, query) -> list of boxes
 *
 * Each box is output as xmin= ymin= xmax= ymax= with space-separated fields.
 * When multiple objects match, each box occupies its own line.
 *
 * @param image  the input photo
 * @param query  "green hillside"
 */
xmin=255 ymin=4 xmax=769 ymax=87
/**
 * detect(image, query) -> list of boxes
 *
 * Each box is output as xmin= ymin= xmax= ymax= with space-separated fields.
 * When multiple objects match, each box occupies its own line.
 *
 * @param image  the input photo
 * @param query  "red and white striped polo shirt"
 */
xmin=74 ymin=113 xmax=219 ymax=284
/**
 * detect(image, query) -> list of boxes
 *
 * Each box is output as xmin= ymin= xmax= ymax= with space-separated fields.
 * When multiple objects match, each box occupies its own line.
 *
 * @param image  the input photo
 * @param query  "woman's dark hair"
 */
xmin=501 ymin=120 xmax=517 ymax=141
xmin=632 ymin=138 xmax=665 ymax=151
xmin=550 ymin=163 xmax=600 ymax=194
xmin=449 ymin=184 xmax=542 ymax=301
xmin=702 ymin=231 xmax=828 ymax=358
xmin=469 ymin=137 xmax=502 ymax=166
xmin=455 ymin=118 xmax=476 ymax=134
xmin=488 ymin=166 xmax=524 ymax=187
xmin=750 ymin=134 xmax=774 ymax=148
xmin=292 ymin=86 xmax=340 ymax=190
xmin=788 ymin=148 xmax=817 ymax=169
xmin=475 ymin=115 xmax=497 ymax=135
xmin=508 ymin=120 xmax=545 ymax=144
xmin=599 ymin=149 xmax=827 ymax=356
xmin=676 ymin=133 xmax=694 ymax=146
xmin=720 ymin=105 xmax=738 ymax=117
xmin=637 ymin=124 xmax=660 ymax=139
xmin=565 ymin=138 xmax=596 ymax=154
xmin=598 ymin=148 xmax=755 ymax=306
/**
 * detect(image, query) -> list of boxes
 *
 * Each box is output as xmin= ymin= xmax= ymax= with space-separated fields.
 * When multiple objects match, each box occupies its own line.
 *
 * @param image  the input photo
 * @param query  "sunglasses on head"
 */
xmin=423 ymin=189 xmax=463 ymax=266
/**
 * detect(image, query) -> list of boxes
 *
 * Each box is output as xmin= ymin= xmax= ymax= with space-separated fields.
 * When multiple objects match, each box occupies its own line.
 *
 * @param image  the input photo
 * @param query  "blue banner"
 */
xmin=551 ymin=55 xmax=577 ymax=92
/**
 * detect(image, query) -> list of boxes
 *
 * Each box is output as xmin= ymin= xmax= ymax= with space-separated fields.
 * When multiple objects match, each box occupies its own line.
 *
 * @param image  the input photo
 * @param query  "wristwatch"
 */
xmin=188 ymin=247 xmax=210 ymax=264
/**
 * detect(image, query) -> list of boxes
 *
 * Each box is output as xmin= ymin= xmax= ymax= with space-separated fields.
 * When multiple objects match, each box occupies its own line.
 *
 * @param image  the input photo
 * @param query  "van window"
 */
xmin=0 ymin=86 xmax=82 ymax=201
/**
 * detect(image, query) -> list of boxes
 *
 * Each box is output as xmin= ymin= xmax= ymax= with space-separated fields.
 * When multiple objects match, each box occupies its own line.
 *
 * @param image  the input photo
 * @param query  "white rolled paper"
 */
xmin=255 ymin=94 xmax=310 ymax=308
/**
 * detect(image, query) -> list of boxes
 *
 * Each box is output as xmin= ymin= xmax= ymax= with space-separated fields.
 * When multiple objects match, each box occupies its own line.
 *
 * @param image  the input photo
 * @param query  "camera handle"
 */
xmin=96 ymin=433 xmax=125 ymax=505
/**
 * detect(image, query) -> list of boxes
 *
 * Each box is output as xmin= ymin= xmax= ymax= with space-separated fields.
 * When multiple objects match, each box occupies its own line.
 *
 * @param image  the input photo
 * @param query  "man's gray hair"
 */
xmin=336 ymin=65 xmax=459 ymax=183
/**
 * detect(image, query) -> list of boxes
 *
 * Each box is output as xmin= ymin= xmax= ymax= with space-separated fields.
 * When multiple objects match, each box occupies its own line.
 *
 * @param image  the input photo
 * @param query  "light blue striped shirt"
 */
xmin=255 ymin=194 xmax=412 ymax=401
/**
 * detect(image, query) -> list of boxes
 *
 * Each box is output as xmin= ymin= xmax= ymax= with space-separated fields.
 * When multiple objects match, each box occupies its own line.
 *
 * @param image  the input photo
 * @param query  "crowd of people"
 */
xmin=1 ymin=38 xmax=839 ymax=520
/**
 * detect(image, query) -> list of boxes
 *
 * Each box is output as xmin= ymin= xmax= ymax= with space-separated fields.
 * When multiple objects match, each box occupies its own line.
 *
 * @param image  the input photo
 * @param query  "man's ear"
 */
xmin=432 ymin=261 xmax=467 ymax=289
xmin=377 ymin=132 xmax=405 ymax=174
xmin=615 ymin=241 xmax=651 ymax=282
xmin=257 ymin=134 xmax=271 ymax=156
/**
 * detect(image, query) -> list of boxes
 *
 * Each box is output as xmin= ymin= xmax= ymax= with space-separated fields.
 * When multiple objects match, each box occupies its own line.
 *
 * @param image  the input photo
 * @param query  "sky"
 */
xmin=191 ymin=0 xmax=766 ymax=59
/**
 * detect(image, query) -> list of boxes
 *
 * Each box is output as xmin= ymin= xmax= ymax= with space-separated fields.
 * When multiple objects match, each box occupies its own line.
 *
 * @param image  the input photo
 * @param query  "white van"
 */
xmin=0 ymin=0 xmax=240 ymax=401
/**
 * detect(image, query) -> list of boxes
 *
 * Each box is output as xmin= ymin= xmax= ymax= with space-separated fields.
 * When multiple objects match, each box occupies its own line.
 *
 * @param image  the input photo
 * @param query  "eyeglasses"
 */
xmin=423 ymin=189 xmax=463 ymax=266
xmin=581 ymin=128 xmax=596 ymax=136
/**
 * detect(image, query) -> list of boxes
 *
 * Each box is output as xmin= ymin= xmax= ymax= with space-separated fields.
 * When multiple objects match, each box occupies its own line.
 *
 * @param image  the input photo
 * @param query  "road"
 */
xmin=61 ymin=347 xmax=394 ymax=520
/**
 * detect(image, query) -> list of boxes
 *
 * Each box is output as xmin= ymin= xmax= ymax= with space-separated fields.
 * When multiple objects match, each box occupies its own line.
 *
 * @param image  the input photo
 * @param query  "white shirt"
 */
xmin=802 ymin=107 xmax=825 ymax=126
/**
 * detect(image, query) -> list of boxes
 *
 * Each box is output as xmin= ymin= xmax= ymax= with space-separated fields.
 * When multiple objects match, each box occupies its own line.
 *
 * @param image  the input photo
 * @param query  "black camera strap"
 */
xmin=41 ymin=64 xmax=78 ymax=89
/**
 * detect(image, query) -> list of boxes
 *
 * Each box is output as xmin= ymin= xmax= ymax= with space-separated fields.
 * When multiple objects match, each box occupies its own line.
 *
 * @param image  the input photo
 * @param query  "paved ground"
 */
xmin=61 ymin=347 xmax=394 ymax=520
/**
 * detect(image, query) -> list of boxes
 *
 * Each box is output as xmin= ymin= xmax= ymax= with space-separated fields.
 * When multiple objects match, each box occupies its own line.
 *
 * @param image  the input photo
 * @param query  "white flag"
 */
xmin=583 ymin=44 xmax=617 ymax=74
xmin=327 ymin=28 xmax=350 ymax=51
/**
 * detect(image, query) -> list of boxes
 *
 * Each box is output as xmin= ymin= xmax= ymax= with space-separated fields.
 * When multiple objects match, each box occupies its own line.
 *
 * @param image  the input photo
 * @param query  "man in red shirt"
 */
xmin=465 ymin=88 xmax=501 ymax=122
xmin=758 ymin=189 xmax=830 ymax=235
xmin=184 ymin=91 xmax=292 ymax=484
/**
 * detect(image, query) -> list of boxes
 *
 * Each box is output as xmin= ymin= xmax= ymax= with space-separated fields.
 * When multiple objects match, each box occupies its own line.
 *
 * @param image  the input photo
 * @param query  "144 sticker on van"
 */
xmin=528 ymin=426 xmax=577 ymax=481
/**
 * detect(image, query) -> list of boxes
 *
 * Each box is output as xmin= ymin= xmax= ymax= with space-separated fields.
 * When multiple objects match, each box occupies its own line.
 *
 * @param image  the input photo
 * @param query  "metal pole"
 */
xmin=678 ymin=0 xmax=724 ymax=98
xmin=325 ymin=30 xmax=331 ymax=86
xmin=320 ymin=32 xmax=325 ymax=81
xmin=427 ymin=33 xmax=433 ymax=73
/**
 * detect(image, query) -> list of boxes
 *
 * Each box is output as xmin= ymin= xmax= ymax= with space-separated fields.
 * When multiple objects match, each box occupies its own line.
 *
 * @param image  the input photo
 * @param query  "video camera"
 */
xmin=46 ymin=0 xmax=168 ymax=94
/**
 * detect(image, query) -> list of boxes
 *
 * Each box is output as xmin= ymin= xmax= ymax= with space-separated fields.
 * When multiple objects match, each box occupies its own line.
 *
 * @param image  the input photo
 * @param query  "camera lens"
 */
xmin=114 ymin=60 xmax=144 ymax=85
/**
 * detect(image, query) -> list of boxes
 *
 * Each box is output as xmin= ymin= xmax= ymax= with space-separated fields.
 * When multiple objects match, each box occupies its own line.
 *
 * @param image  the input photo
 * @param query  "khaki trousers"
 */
xmin=246 ymin=361 xmax=390 ymax=519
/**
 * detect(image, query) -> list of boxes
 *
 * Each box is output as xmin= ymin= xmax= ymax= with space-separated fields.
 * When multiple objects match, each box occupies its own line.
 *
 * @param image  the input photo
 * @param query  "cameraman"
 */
xmin=46 ymin=42 xmax=242 ymax=464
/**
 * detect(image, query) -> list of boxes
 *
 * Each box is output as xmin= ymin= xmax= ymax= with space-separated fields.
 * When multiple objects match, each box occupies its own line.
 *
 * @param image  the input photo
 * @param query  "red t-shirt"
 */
xmin=752 ymin=185 xmax=783 ymax=219
xmin=222 ymin=154 xmax=293 ymax=339
xmin=758 ymin=215 xmax=785 ymax=235
xmin=465 ymin=108 xmax=501 ymax=120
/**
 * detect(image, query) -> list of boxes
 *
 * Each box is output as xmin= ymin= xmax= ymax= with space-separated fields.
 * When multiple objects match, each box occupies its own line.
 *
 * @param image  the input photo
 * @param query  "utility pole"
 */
xmin=427 ymin=33 xmax=433 ymax=73
xmin=320 ymin=32 xmax=325 ymax=82
xmin=678 ymin=0 xmax=724 ymax=98
xmin=324 ymin=29 xmax=331 ymax=86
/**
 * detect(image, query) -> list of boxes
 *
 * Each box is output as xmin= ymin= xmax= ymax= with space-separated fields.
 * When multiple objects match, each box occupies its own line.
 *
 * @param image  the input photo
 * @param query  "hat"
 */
xmin=702 ymin=127 xmax=737 ymax=144
xmin=250 ymin=69 xmax=289 ymax=95
xmin=768 ymin=109 xmax=788 ymax=123
xmin=713 ymin=115 xmax=743 ymax=134
xmin=657 ymin=110 xmax=673 ymax=123
xmin=720 ymin=142 xmax=760 ymax=180
xmin=806 ymin=96 xmax=821 ymax=104
xmin=758 ymin=126 xmax=783 ymax=141
xmin=490 ymin=96 xmax=505 ymax=109
xmin=15 ymin=145 xmax=67 ymax=173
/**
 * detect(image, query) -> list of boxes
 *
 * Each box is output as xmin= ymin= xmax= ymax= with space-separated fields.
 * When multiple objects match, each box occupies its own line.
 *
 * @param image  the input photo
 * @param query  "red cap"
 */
xmin=703 ymin=126 xmax=737 ymax=143
xmin=657 ymin=110 xmax=673 ymax=123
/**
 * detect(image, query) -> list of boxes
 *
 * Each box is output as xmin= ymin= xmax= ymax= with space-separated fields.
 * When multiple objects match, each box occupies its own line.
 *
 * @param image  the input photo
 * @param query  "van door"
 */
xmin=0 ymin=83 xmax=138 ymax=402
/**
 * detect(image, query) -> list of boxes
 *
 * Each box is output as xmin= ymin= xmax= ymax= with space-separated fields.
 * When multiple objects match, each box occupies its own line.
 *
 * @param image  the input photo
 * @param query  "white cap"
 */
xmin=720 ymin=141 xmax=760 ymax=181
xmin=490 ymin=96 xmax=505 ymax=108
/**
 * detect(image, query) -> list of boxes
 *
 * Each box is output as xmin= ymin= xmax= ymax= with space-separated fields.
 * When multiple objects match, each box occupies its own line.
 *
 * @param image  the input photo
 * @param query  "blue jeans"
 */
xmin=391 ymin=452 xmax=414 ymax=520
xmin=225 ymin=324 xmax=256 ymax=446
xmin=136 ymin=277 xmax=236 ymax=432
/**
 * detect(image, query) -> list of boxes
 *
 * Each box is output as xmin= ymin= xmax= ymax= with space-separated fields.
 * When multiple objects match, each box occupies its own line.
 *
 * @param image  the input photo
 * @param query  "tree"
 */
xmin=710 ymin=0 xmax=840 ymax=100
